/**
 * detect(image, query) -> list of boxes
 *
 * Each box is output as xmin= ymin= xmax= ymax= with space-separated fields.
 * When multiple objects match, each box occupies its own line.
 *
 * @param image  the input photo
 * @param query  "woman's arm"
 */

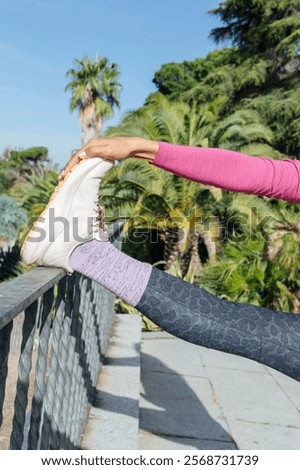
xmin=151 ymin=142 xmax=300 ymax=203
xmin=59 ymin=137 xmax=300 ymax=203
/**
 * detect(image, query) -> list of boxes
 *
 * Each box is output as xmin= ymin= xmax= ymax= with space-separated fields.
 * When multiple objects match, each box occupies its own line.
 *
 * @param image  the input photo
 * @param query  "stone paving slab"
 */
xmin=141 ymin=335 xmax=207 ymax=378
xmin=140 ymin=397 xmax=233 ymax=443
xmin=198 ymin=346 xmax=266 ymax=372
xmin=139 ymin=333 xmax=236 ymax=449
xmin=266 ymin=367 xmax=300 ymax=411
xmin=139 ymin=430 xmax=237 ymax=450
xmin=226 ymin=420 xmax=300 ymax=450
xmin=139 ymin=332 xmax=300 ymax=450
xmin=205 ymin=367 xmax=300 ymax=428
xmin=141 ymin=370 xmax=212 ymax=400
xmin=82 ymin=315 xmax=141 ymax=450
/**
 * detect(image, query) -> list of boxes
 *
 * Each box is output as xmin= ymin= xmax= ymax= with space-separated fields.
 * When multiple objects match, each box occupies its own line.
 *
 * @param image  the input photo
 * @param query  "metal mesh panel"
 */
xmin=0 ymin=221 xmax=123 ymax=449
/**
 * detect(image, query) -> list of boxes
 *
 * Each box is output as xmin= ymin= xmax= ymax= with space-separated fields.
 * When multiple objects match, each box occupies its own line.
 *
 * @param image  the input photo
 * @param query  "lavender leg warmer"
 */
xmin=69 ymin=239 xmax=152 ymax=306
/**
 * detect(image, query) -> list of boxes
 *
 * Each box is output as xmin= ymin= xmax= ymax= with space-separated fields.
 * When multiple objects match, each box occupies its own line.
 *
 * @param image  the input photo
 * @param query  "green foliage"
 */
xmin=241 ymin=76 xmax=300 ymax=156
xmin=0 ymin=245 xmax=23 ymax=282
xmin=200 ymin=198 xmax=300 ymax=311
xmin=12 ymin=171 xmax=59 ymax=247
xmin=0 ymin=145 xmax=59 ymax=282
xmin=200 ymin=237 xmax=267 ymax=305
xmin=0 ymin=171 xmax=14 ymax=193
xmin=0 ymin=146 xmax=55 ymax=191
xmin=153 ymin=49 xmax=238 ymax=100
xmin=209 ymin=0 xmax=300 ymax=59
xmin=1 ymin=0 xmax=298 ymax=314
xmin=105 ymin=0 xmax=299 ymax=311
xmin=264 ymin=203 xmax=300 ymax=310
xmin=211 ymin=109 xmax=272 ymax=146
xmin=10 ymin=146 xmax=48 ymax=164
xmin=0 ymin=194 xmax=27 ymax=241
xmin=107 ymin=92 xmax=218 ymax=148
xmin=152 ymin=2 xmax=300 ymax=158
xmin=0 ymin=193 xmax=27 ymax=281
xmin=100 ymin=145 xmax=223 ymax=278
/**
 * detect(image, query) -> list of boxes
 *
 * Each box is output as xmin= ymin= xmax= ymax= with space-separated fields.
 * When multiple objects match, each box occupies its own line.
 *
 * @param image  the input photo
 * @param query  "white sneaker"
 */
xmin=21 ymin=157 xmax=113 ymax=273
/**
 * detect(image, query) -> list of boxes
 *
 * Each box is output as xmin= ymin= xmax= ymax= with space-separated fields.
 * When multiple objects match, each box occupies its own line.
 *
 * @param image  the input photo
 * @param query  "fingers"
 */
xmin=59 ymin=153 xmax=81 ymax=180
xmin=58 ymin=144 xmax=92 ymax=180
xmin=58 ymin=137 xmax=132 ymax=181
xmin=58 ymin=140 xmax=114 ymax=181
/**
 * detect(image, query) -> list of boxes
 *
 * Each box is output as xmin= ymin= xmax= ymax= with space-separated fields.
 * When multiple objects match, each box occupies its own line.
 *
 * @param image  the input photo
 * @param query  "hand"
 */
xmin=59 ymin=137 xmax=159 ymax=180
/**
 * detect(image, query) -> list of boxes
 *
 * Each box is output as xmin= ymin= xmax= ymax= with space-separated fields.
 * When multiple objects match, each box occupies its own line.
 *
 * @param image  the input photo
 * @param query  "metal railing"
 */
xmin=0 ymin=222 xmax=123 ymax=450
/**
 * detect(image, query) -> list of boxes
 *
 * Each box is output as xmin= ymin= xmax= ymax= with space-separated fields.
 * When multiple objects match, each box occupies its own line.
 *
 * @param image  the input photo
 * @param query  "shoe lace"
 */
xmin=92 ymin=202 xmax=107 ymax=233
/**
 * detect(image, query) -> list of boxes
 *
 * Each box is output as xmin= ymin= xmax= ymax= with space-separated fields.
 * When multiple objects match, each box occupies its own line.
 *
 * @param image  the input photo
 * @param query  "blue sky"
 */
xmin=0 ymin=0 xmax=221 ymax=168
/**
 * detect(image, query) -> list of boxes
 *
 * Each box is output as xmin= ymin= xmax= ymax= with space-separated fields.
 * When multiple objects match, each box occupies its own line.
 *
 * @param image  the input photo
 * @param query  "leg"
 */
xmin=136 ymin=267 xmax=300 ymax=382
xmin=70 ymin=241 xmax=300 ymax=382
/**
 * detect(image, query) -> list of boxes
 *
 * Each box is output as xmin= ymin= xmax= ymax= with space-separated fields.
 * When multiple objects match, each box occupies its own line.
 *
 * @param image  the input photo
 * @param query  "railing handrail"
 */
xmin=0 ymin=220 xmax=125 ymax=330
xmin=0 ymin=267 xmax=65 ymax=329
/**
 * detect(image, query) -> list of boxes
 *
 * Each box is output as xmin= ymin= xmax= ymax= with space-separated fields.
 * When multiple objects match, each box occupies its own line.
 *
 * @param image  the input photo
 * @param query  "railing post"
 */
xmin=10 ymin=300 xmax=39 ymax=449
xmin=28 ymin=287 xmax=54 ymax=449
xmin=0 ymin=321 xmax=13 ymax=427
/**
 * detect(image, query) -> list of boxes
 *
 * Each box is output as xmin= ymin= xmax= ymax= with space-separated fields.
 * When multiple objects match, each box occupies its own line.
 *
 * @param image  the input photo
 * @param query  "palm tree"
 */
xmin=107 ymin=92 xmax=216 ymax=147
xmin=104 ymin=93 xmax=285 ymax=273
xmin=18 ymin=171 xmax=59 ymax=219
xmin=210 ymin=109 xmax=282 ymax=158
xmin=200 ymin=236 xmax=268 ymax=305
xmin=65 ymin=54 xmax=122 ymax=145
xmin=8 ymin=170 xmax=59 ymax=246
xmin=104 ymin=88 xmax=298 ymax=312
xmin=104 ymin=93 xmax=224 ymax=276
xmin=100 ymin=158 xmax=220 ymax=278
xmin=265 ymin=203 xmax=300 ymax=312
xmin=200 ymin=196 xmax=300 ymax=312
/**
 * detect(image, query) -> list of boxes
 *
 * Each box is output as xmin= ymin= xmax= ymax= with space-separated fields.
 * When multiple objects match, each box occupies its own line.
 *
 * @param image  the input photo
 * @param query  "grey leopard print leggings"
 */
xmin=135 ymin=267 xmax=300 ymax=382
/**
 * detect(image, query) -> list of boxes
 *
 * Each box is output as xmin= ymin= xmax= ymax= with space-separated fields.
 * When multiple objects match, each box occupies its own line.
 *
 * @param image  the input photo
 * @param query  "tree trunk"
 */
xmin=201 ymin=230 xmax=217 ymax=260
xmin=79 ymin=105 xmax=103 ymax=146
xmin=163 ymin=229 xmax=180 ymax=270
xmin=180 ymin=231 xmax=202 ymax=280
xmin=189 ymin=233 xmax=202 ymax=280
xmin=294 ymin=292 xmax=300 ymax=313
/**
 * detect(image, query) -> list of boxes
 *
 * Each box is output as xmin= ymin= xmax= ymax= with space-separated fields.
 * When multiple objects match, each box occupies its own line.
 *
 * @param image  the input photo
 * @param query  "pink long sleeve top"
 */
xmin=152 ymin=142 xmax=300 ymax=203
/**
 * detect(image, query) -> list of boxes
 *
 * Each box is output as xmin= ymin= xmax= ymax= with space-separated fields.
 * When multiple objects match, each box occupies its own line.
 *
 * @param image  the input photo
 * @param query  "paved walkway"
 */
xmin=139 ymin=332 xmax=300 ymax=450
